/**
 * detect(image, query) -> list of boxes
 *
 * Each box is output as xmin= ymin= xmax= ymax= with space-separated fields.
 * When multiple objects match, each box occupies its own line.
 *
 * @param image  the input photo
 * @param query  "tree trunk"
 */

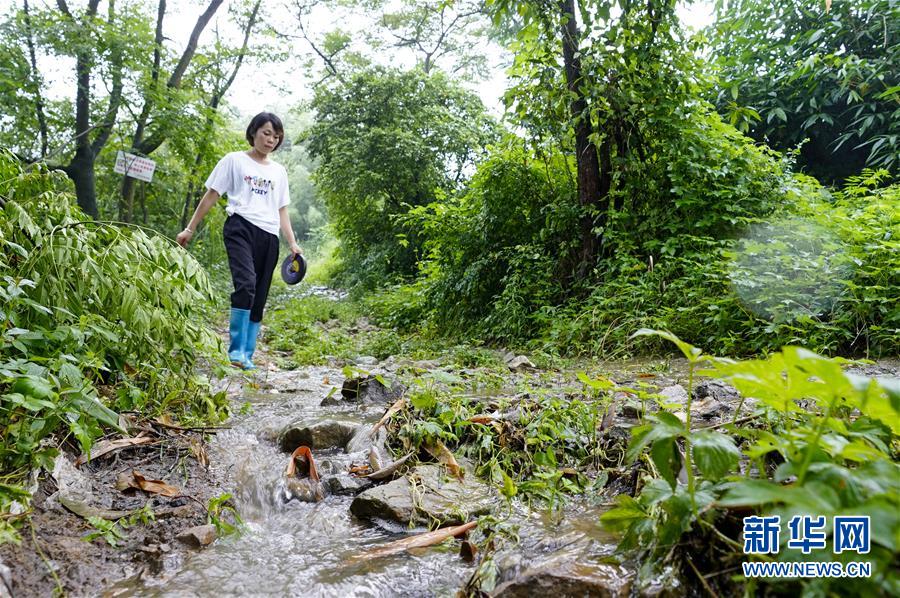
xmin=67 ymin=147 xmax=98 ymax=218
xmin=558 ymin=0 xmax=604 ymax=280
xmin=179 ymin=0 xmax=261 ymax=231
xmin=57 ymin=0 xmax=121 ymax=219
xmin=70 ymin=42 xmax=98 ymax=218
xmin=23 ymin=0 xmax=49 ymax=158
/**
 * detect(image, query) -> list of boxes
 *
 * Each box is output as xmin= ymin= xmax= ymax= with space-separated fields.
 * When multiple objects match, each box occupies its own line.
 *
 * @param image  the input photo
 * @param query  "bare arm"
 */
xmin=176 ymin=188 xmax=220 ymax=247
xmin=279 ymin=206 xmax=302 ymax=255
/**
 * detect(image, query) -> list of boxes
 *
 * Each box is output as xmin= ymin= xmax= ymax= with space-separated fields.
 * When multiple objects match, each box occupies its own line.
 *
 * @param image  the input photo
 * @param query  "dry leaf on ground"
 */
xmin=75 ymin=435 xmax=155 ymax=467
xmin=116 ymin=470 xmax=181 ymax=497
xmin=369 ymin=396 xmax=406 ymax=437
xmin=424 ymin=439 xmax=464 ymax=480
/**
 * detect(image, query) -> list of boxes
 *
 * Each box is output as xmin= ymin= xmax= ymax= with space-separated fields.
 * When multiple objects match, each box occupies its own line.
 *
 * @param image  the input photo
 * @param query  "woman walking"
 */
xmin=177 ymin=112 xmax=301 ymax=369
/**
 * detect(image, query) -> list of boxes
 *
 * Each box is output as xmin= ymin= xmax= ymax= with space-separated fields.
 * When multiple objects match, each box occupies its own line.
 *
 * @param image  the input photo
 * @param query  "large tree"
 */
xmin=303 ymin=66 xmax=498 ymax=283
xmin=117 ymin=0 xmax=225 ymax=223
xmin=489 ymin=0 xmax=684 ymax=280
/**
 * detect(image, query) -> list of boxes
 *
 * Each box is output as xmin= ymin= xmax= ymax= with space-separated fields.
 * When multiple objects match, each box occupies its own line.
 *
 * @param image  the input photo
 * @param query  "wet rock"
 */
xmin=324 ymin=474 xmax=372 ymax=496
xmin=350 ymin=463 xmax=495 ymax=526
xmin=493 ymin=553 xmax=632 ymax=597
xmin=693 ymin=379 xmax=740 ymax=403
xmin=176 ymin=524 xmax=217 ymax=547
xmin=340 ymin=375 xmax=405 ymax=404
xmin=0 ymin=557 xmax=11 ymax=598
xmin=47 ymin=453 xmax=94 ymax=512
xmin=261 ymin=370 xmax=315 ymax=394
xmin=505 ymin=355 xmax=535 ymax=372
xmin=345 ymin=425 xmax=387 ymax=456
xmin=282 ymin=477 xmax=325 ymax=503
xmin=315 ymin=458 xmax=342 ymax=475
xmin=657 ymin=384 xmax=688 ymax=407
xmin=691 ymin=379 xmax=745 ymax=422
xmin=353 ymin=355 xmax=378 ymax=367
xmin=278 ymin=420 xmax=358 ymax=452
xmin=410 ymin=359 xmax=440 ymax=371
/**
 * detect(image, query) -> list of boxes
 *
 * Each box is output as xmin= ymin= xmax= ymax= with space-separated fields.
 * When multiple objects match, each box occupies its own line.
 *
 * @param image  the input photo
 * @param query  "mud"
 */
xmin=1 ymin=430 xmax=225 ymax=598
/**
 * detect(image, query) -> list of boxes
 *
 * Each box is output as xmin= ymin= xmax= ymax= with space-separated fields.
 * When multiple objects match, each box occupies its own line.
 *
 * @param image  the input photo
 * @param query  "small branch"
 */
xmin=698 ymin=414 xmax=759 ymax=431
xmin=685 ymin=557 xmax=721 ymax=598
xmin=153 ymin=420 xmax=231 ymax=433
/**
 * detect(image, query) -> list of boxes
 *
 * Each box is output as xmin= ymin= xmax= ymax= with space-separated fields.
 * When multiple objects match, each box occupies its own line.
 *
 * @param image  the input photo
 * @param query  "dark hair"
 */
xmin=246 ymin=112 xmax=285 ymax=150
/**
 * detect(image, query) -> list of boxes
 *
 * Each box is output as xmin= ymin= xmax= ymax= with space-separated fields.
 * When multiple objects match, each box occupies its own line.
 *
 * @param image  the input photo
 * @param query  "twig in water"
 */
xmin=700 ymin=414 xmax=759 ymax=431
xmin=686 ymin=557 xmax=721 ymax=598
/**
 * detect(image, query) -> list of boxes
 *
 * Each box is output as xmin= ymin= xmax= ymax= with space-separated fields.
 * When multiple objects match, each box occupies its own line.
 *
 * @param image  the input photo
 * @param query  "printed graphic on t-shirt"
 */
xmin=243 ymin=174 xmax=274 ymax=197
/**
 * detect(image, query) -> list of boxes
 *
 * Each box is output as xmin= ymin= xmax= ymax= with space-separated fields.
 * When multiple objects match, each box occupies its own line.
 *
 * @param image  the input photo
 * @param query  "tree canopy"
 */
xmin=708 ymin=0 xmax=899 ymax=181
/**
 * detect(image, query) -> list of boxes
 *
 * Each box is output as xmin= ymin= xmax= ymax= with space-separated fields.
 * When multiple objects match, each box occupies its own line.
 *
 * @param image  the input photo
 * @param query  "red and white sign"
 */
xmin=114 ymin=151 xmax=156 ymax=183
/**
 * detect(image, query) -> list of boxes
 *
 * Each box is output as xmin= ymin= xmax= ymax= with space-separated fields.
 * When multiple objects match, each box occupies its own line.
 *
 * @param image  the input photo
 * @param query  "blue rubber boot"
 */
xmin=243 ymin=320 xmax=262 ymax=370
xmin=228 ymin=308 xmax=250 ymax=368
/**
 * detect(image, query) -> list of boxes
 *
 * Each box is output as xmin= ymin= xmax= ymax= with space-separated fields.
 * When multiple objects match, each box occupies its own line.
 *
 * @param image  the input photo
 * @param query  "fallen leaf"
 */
xmin=467 ymin=415 xmax=495 ymax=425
xmin=459 ymin=540 xmax=478 ymax=563
xmin=59 ymin=496 xmax=134 ymax=520
xmin=116 ymin=470 xmax=181 ymax=497
xmin=352 ymin=521 xmax=477 ymax=561
xmin=189 ymin=438 xmax=209 ymax=468
xmin=76 ymin=435 xmax=155 ymax=466
xmin=323 ymin=376 xmax=330 ymax=385
xmin=424 ymin=440 xmax=464 ymax=480
xmin=369 ymin=396 xmax=406 ymax=437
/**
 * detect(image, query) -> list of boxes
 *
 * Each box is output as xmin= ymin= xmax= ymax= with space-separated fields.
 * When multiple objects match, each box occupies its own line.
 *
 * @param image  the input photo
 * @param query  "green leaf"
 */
xmin=599 ymin=495 xmax=647 ymax=531
xmin=691 ymin=431 xmax=740 ymax=479
xmin=626 ymin=412 xmax=684 ymax=463
xmin=500 ymin=471 xmax=517 ymax=499
xmin=410 ymin=391 xmax=437 ymax=411
xmin=650 ymin=437 xmax=681 ymax=490
xmin=631 ymin=329 xmax=703 ymax=362
xmin=11 ymin=376 xmax=53 ymax=400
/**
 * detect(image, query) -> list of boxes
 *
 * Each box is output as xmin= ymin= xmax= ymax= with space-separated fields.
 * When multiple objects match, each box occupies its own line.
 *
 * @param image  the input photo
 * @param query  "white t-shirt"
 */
xmin=205 ymin=151 xmax=290 ymax=236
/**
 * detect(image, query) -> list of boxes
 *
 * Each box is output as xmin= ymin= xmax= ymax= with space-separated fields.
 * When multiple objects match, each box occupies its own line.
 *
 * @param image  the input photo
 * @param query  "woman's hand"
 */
xmin=176 ymin=228 xmax=194 ymax=247
xmin=289 ymin=242 xmax=303 ymax=256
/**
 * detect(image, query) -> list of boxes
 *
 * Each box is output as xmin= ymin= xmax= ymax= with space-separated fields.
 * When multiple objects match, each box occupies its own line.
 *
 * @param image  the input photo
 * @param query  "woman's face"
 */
xmin=252 ymin=121 xmax=282 ymax=155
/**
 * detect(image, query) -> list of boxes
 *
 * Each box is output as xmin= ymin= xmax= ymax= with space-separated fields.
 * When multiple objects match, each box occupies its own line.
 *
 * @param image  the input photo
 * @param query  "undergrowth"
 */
xmin=0 ymin=152 xmax=229 ymax=542
xmin=600 ymin=330 xmax=900 ymax=596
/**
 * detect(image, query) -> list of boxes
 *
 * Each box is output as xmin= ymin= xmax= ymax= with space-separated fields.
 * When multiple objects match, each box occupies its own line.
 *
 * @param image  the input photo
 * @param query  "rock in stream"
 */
xmin=350 ymin=462 xmax=496 ymax=526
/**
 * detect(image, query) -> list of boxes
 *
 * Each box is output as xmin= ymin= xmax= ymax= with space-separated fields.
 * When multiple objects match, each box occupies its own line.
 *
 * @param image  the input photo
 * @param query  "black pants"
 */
xmin=224 ymin=214 xmax=279 ymax=322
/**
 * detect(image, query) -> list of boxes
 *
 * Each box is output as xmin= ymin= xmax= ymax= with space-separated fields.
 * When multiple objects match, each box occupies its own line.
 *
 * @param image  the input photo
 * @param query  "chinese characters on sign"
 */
xmin=114 ymin=151 xmax=156 ymax=183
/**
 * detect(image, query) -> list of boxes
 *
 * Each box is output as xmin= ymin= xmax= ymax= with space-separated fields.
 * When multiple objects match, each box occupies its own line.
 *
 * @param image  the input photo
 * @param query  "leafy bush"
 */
xmin=708 ymin=0 xmax=900 ymax=181
xmin=303 ymin=66 xmax=498 ymax=287
xmin=407 ymin=141 xmax=577 ymax=334
xmin=410 ymin=136 xmax=897 ymax=357
xmin=0 ymin=152 xmax=227 ymax=517
xmin=601 ymin=330 xmax=900 ymax=596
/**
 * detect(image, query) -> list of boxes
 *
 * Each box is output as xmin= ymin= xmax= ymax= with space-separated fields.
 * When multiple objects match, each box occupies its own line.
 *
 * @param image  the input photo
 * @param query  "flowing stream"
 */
xmin=113 ymin=364 xmax=627 ymax=597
